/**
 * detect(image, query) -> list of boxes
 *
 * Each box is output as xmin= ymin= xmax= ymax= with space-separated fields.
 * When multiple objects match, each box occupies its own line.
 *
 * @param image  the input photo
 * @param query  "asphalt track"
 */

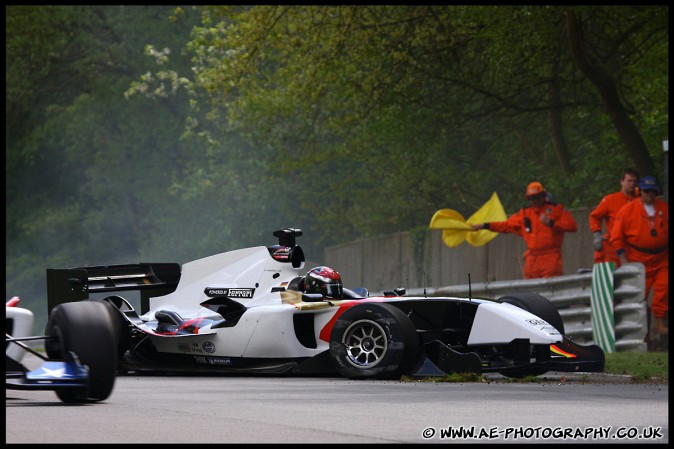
xmin=6 ymin=372 xmax=668 ymax=444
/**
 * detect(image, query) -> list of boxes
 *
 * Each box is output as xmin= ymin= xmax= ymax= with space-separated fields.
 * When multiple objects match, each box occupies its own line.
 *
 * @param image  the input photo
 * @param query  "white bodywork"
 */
xmin=143 ymin=246 xmax=330 ymax=358
xmin=148 ymin=246 xmax=304 ymax=311
xmin=135 ymin=246 xmax=563 ymax=358
xmin=466 ymin=301 xmax=562 ymax=345
xmin=147 ymin=304 xmax=332 ymax=359
xmin=6 ymin=306 xmax=34 ymax=362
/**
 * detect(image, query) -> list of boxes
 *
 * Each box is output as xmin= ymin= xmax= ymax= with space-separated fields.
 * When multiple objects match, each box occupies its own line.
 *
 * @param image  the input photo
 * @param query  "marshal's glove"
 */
xmin=592 ymin=231 xmax=603 ymax=252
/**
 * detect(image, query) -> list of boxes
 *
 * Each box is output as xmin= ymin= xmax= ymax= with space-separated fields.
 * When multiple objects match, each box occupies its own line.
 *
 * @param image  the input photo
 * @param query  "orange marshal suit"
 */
xmin=489 ymin=202 xmax=577 ymax=279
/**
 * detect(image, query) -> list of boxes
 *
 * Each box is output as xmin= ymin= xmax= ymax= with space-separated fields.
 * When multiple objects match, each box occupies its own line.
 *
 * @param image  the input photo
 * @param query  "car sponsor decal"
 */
xmin=525 ymin=318 xmax=560 ymax=335
xmin=205 ymin=287 xmax=255 ymax=298
xmin=269 ymin=245 xmax=292 ymax=261
xmin=202 ymin=341 xmax=216 ymax=353
xmin=193 ymin=355 xmax=232 ymax=365
xmin=526 ymin=318 xmax=548 ymax=326
xmin=550 ymin=344 xmax=577 ymax=358
xmin=208 ymin=357 xmax=232 ymax=365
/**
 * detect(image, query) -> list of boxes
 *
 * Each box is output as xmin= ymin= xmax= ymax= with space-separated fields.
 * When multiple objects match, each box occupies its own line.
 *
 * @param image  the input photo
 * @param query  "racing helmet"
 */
xmin=305 ymin=266 xmax=343 ymax=299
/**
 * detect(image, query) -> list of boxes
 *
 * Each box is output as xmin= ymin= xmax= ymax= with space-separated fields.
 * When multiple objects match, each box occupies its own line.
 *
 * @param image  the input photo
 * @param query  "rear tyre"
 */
xmin=497 ymin=292 xmax=565 ymax=335
xmin=329 ymin=303 xmax=418 ymax=379
xmin=45 ymin=301 xmax=117 ymax=403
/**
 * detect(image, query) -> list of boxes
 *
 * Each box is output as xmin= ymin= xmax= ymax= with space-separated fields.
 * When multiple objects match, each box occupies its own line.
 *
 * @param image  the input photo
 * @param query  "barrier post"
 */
xmin=591 ymin=262 xmax=616 ymax=353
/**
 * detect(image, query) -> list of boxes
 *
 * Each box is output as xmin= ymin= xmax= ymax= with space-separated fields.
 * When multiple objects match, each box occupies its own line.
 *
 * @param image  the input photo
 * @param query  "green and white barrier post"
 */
xmin=591 ymin=262 xmax=616 ymax=353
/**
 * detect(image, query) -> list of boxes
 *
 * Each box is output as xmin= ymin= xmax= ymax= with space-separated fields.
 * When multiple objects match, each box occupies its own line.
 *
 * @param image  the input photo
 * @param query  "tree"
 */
xmin=5 ymin=6 xmax=205 ymax=329
xmin=174 ymin=5 xmax=667 ymax=234
xmin=565 ymin=7 xmax=666 ymax=176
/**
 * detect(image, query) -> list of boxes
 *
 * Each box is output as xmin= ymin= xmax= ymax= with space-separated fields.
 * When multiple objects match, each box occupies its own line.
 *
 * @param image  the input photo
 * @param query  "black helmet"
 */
xmin=305 ymin=266 xmax=343 ymax=299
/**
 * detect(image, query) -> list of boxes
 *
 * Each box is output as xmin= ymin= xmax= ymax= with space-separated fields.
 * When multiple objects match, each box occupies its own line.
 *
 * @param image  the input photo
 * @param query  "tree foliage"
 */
xmin=173 ymin=6 xmax=667 ymax=230
xmin=6 ymin=6 xmax=206 ymax=329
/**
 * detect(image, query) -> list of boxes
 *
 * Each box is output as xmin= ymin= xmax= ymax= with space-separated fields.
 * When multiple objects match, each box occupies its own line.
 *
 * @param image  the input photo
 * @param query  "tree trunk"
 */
xmin=546 ymin=60 xmax=572 ymax=175
xmin=564 ymin=10 xmax=655 ymax=176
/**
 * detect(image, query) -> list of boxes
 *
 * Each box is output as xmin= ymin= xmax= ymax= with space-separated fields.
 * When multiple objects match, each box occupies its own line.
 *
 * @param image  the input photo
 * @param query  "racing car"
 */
xmin=6 ymin=296 xmax=117 ymax=402
xmin=45 ymin=228 xmax=604 ymax=380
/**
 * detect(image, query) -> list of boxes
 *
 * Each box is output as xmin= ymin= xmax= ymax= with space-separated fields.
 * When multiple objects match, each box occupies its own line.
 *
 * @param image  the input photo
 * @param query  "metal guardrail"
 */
xmin=396 ymin=263 xmax=648 ymax=352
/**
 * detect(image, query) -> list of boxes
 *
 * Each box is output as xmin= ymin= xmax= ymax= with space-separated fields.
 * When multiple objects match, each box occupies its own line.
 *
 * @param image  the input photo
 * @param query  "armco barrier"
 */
xmin=391 ymin=263 xmax=647 ymax=352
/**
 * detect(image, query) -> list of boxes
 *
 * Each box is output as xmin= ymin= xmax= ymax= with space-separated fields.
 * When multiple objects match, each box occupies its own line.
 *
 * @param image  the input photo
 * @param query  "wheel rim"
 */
xmin=342 ymin=319 xmax=388 ymax=369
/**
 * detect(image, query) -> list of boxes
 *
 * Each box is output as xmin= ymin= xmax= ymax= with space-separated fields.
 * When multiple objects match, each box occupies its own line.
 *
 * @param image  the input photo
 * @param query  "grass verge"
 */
xmin=604 ymin=351 xmax=668 ymax=381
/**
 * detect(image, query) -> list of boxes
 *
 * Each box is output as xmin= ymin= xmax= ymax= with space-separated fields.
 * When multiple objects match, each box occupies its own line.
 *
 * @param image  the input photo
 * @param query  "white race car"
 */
xmin=45 ymin=228 xmax=604 ymax=379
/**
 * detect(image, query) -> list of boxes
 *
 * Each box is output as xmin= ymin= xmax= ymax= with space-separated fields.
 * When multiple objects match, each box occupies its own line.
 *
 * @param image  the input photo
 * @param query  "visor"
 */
xmin=322 ymin=282 xmax=343 ymax=299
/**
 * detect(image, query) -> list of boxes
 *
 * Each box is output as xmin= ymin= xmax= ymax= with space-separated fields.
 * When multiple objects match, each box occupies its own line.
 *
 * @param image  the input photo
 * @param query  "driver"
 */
xmin=304 ymin=266 xmax=343 ymax=299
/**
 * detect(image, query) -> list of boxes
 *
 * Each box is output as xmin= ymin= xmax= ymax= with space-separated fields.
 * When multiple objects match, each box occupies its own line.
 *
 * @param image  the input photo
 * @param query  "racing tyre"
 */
xmin=45 ymin=301 xmax=117 ymax=403
xmin=95 ymin=297 xmax=131 ymax=358
xmin=497 ymin=292 xmax=565 ymax=335
xmin=329 ymin=303 xmax=418 ymax=379
xmin=497 ymin=293 xmax=564 ymax=379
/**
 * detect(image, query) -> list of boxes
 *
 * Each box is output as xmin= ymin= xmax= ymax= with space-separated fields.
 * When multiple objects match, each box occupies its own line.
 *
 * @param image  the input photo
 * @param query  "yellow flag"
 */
xmin=429 ymin=192 xmax=506 ymax=248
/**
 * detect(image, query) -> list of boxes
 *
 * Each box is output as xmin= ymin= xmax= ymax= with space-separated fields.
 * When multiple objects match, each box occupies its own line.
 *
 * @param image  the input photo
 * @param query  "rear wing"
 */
xmin=47 ymin=263 xmax=181 ymax=314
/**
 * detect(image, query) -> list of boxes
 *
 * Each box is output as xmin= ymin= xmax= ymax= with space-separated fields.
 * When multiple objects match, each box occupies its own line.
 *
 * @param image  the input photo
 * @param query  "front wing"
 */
xmin=410 ymin=336 xmax=605 ymax=377
xmin=6 ymin=351 xmax=89 ymax=393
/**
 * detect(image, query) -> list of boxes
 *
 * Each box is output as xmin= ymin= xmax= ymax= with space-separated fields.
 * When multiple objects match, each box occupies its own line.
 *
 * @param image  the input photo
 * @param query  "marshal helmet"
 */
xmin=525 ymin=181 xmax=545 ymax=197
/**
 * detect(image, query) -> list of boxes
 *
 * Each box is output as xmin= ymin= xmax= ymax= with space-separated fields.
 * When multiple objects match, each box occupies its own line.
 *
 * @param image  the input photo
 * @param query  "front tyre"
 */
xmin=45 ymin=301 xmax=117 ymax=403
xmin=496 ymin=292 xmax=563 ymax=379
xmin=329 ymin=303 xmax=418 ymax=379
xmin=497 ymin=292 xmax=565 ymax=335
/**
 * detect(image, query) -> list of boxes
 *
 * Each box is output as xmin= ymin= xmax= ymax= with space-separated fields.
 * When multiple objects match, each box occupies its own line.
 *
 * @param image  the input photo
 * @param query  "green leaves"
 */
xmin=179 ymin=5 xmax=666 ymax=221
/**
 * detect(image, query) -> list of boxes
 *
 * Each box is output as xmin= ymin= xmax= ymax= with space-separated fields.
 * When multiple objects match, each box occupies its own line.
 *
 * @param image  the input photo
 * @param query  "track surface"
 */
xmin=6 ymin=373 xmax=668 ymax=443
